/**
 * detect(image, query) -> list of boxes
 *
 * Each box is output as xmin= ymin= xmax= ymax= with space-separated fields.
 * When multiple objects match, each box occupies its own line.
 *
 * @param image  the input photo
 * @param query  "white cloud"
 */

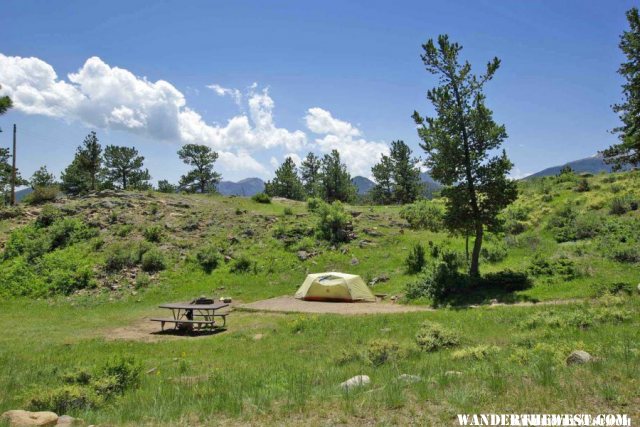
xmin=509 ymin=167 xmax=531 ymax=180
xmin=207 ymin=83 xmax=242 ymax=106
xmin=0 ymin=53 xmax=391 ymax=180
xmin=305 ymin=107 xmax=388 ymax=177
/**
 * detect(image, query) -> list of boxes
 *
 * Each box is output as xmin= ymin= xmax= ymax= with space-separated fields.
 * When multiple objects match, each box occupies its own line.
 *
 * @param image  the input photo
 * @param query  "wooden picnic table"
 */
xmin=152 ymin=302 xmax=229 ymax=331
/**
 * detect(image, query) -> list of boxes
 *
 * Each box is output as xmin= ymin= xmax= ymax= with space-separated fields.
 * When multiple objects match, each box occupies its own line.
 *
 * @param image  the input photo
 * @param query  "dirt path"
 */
xmin=237 ymin=296 xmax=433 ymax=315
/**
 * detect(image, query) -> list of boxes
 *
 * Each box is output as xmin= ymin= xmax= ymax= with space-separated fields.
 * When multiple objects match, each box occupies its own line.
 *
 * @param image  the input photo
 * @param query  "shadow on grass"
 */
xmin=438 ymin=287 xmax=539 ymax=308
xmin=151 ymin=328 xmax=227 ymax=337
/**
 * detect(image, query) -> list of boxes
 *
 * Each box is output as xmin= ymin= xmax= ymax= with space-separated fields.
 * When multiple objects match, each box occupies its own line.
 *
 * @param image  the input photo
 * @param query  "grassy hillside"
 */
xmin=0 ymin=170 xmax=638 ymax=425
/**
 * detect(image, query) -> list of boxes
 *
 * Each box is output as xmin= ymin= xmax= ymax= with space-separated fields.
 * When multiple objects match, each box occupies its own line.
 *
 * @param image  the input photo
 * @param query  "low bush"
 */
xmin=527 ymin=253 xmax=577 ymax=279
xmin=142 ymin=225 xmax=163 ymax=242
xmin=283 ymin=207 xmax=293 ymax=216
xmin=481 ymin=270 xmax=532 ymax=292
xmin=399 ymin=200 xmax=443 ymax=231
xmin=405 ymin=243 xmax=426 ymax=274
xmin=36 ymin=205 xmax=62 ymax=227
xmin=415 ymin=321 xmax=460 ymax=352
xmin=252 ymin=192 xmax=271 ymax=204
xmin=141 ymin=248 xmax=166 ymax=272
xmin=452 ymin=345 xmax=500 ymax=361
xmin=195 ymin=245 xmax=221 ymax=274
xmin=404 ymin=249 xmax=468 ymax=302
xmin=480 ymin=242 xmax=507 ymax=263
xmin=316 ymin=201 xmax=351 ymax=243
xmin=610 ymin=197 xmax=629 ymax=215
xmin=24 ymin=186 xmax=60 ymax=204
xmin=306 ymin=197 xmax=323 ymax=212
xmin=366 ymin=339 xmax=401 ymax=366
xmin=230 ymin=255 xmax=252 ymax=273
xmin=104 ymin=241 xmax=152 ymax=272
xmin=574 ymin=179 xmax=590 ymax=192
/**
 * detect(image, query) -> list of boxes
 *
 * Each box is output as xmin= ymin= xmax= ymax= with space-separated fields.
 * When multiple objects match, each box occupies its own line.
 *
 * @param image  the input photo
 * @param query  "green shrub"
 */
xmin=29 ymin=384 xmax=102 ymax=413
xmin=283 ymin=207 xmax=293 ymax=216
xmin=527 ymin=253 xmax=577 ymax=279
xmin=230 ymin=255 xmax=252 ymax=273
xmin=135 ymin=273 xmax=151 ymax=289
xmin=405 ymin=243 xmax=426 ymax=274
xmin=35 ymin=205 xmax=62 ymax=227
xmin=100 ymin=356 xmax=142 ymax=395
xmin=480 ymin=242 xmax=507 ymax=263
xmin=405 ymin=249 xmax=467 ymax=302
xmin=481 ymin=270 xmax=531 ymax=292
xmin=306 ymin=197 xmax=323 ymax=212
xmin=252 ymin=192 xmax=271 ymax=204
xmin=141 ymin=248 xmax=166 ymax=272
xmin=48 ymin=218 xmax=98 ymax=250
xmin=415 ymin=321 xmax=460 ymax=352
xmin=452 ymin=345 xmax=500 ymax=361
xmin=400 ymin=200 xmax=443 ymax=231
xmin=0 ymin=206 xmax=23 ymax=220
xmin=574 ymin=179 xmax=590 ymax=192
xmin=316 ymin=201 xmax=351 ymax=243
xmin=610 ymin=197 xmax=629 ymax=215
xmin=503 ymin=205 xmax=530 ymax=235
xmin=115 ymin=224 xmax=133 ymax=237
xmin=196 ymin=245 xmax=221 ymax=273
xmin=366 ymin=339 xmax=401 ymax=366
xmin=24 ymin=186 xmax=60 ymax=204
xmin=105 ymin=243 xmax=138 ymax=272
xmin=142 ymin=225 xmax=163 ymax=242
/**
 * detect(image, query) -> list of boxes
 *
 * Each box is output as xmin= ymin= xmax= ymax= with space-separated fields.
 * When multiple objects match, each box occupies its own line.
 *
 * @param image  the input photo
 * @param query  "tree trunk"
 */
xmin=470 ymin=223 xmax=483 ymax=277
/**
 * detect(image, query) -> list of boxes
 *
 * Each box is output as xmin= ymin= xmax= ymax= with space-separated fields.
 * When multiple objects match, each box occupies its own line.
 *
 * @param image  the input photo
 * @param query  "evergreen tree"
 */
xmin=300 ymin=152 xmax=322 ymax=197
xmin=390 ymin=141 xmax=422 ymax=204
xmin=104 ymin=145 xmax=150 ymax=190
xmin=177 ymin=144 xmax=221 ymax=193
xmin=320 ymin=150 xmax=356 ymax=203
xmin=413 ymin=35 xmax=517 ymax=277
xmin=603 ymin=8 xmax=640 ymax=170
xmin=370 ymin=141 xmax=422 ymax=205
xmin=265 ymin=157 xmax=305 ymax=200
xmin=0 ymin=85 xmax=12 ymax=133
xmin=371 ymin=154 xmax=394 ymax=205
xmin=157 ymin=180 xmax=177 ymax=193
xmin=60 ymin=132 xmax=103 ymax=195
xmin=30 ymin=166 xmax=56 ymax=189
xmin=0 ymin=94 xmax=26 ymax=204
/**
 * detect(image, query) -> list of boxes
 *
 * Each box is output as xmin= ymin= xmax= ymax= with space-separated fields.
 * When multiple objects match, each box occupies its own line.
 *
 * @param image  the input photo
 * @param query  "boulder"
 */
xmin=55 ymin=415 xmax=83 ymax=426
xmin=398 ymin=374 xmax=421 ymax=383
xmin=340 ymin=375 xmax=370 ymax=391
xmin=297 ymin=251 xmax=309 ymax=261
xmin=1 ymin=410 xmax=58 ymax=426
xmin=350 ymin=257 xmax=360 ymax=266
xmin=445 ymin=370 xmax=463 ymax=377
xmin=566 ymin=350 xmax=593 ymax=365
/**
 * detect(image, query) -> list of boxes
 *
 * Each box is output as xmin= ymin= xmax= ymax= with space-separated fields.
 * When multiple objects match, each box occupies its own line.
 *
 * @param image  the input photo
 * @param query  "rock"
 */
xmin=369 ymin=274 xmax=389 ymax=286
xmin=1 ymin=410 xmax=58 ymax=426
xmin=227 ymin=235 xmax=240 ymax=244
xmin=350 ymin=211 xmax=362 ymax=218
xmin=350 ymin=257 xmax=360 ymax=266
xmin=146 ymin=367 xmax=158 ymax=375
xmin=297 ymin=251 xmax=309 ymax=261
xmin=489 ymin=298 xmax=499 ymax=305
xmin=56 ymin=415 xmax=83 ymax=426
xmin=379 ymin=327 xmax=391 ymax=333
xmin=241 ymin=229 xmax=255 ymax=237
xmin=566 ymin=350 xmax=593 ymax=365
xmin=363 ymin=228 xmax=383 ymax=237
xmin=445 ymin=371 xmax=463 ymax=377
xmin=398 ymin=374 xmax=421 ymax=383
xmin=253 ymin=333 xmax=264 ymax=340
xmin=340 ymin=375 xmax=370 ymax=391
xmin=101 ymin=200 xmax=117 ymax=209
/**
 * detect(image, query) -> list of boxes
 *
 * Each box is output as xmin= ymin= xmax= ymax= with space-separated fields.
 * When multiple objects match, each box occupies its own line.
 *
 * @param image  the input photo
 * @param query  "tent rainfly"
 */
xmin=294 ymin=272 xmax=376 ymax=302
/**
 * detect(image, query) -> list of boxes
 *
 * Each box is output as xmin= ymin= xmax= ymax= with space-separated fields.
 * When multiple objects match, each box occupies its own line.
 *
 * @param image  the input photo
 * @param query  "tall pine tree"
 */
xmin=412 ymin=35 xmax=517 ymax=277
xmin=177 ymin=144 xmax=221 ymax=193
xmin=265 ymin=157 xmax=305 ymax=200
xmin=371 ymin=154 xmax=394 ymax=205
xmin=320 ymin=150 xmax=356 ymax=203
xmin=104 ymin=145 xmax=151 ymax=190
xmin=300 ymin=152 xmax=322 ymax=197
xmin=602 ymin=8 xmax=640 ymax=169
xmin=371 ymin=141 xmax=422 ymax=205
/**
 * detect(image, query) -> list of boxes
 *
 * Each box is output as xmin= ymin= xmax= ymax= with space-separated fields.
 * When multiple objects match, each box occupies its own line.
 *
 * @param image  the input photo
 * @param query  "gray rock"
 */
xmin=297 ymin=251 xmax=309 ymax=261
xmin=566 ymin=350 xmax=593 ymax=365
xmin=56 ymin=415 xmax=83 ymax=426
xmin=340 ymin=375 xmax=370 ymax=391
xmin=350 ymin=257 xmax=360 ymax=266
xmin=398 ymin=374 xmax=421 ymax=383
xmin=445 ymin=370 xmax=463 ymax=377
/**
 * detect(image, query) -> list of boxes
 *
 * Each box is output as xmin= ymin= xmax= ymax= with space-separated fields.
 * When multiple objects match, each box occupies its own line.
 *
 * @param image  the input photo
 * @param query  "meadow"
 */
xmin=0 ymin=169 xmax=639 ymax=425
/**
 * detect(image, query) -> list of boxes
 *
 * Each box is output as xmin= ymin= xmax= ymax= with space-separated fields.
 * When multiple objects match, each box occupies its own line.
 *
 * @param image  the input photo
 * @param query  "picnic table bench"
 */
xmin=151 ymin=302 xmax=229 ymax=331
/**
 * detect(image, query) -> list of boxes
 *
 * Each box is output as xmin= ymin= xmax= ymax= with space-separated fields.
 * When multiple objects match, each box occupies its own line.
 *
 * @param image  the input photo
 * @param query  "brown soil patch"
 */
xmin=237 ymin=296 xmax=433 ymax=315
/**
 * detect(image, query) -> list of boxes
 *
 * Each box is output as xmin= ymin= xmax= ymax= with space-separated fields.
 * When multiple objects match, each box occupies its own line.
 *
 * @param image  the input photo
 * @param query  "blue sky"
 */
xmin=0 ymin=0 xmax=635 ymax=183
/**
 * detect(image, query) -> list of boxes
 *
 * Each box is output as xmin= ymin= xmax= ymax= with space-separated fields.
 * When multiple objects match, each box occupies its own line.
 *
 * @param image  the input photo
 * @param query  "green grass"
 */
xmin=0 ymin=171 xmax=639 ymax=424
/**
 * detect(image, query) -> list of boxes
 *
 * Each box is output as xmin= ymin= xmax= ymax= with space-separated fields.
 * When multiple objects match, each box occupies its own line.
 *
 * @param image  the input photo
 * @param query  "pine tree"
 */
xmin=30 ymin=166 xmax=56 ymax=189
xmin=371 ymin=154 xmax=394 ymax=205
xmin=76 ymin=131 xmax=103 ymax=191
xmin=602 ymin=8 xmax=640 ymax=169
xmin=300 ymin=152 xmax=322 ymax=197
xmin=390 ymin=141 xmax=422 ymax=204
xmin=265 ymin=157 xmax=305 ymax=200
xmin=413 ymin=35 xmax=517 ymax=277
xmin=320 ymin=150 xmax=356 ymax=203
xmin=104 ymin=145 xmax=150 ymax=190
xmin=177 ymin=144 xmax=221 ymax=193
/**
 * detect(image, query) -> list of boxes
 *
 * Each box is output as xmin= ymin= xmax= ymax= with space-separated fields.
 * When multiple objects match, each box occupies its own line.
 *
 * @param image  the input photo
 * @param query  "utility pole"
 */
xmin=10 ymin=124 xmax=16 ymax=206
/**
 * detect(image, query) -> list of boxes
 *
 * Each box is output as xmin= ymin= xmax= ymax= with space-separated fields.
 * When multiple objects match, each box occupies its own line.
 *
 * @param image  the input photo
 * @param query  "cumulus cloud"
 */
xmin=0 ymin=53 xmax=389 ymax=179
xmin=305 ymin=107 xmax=389 ymax=177
xmin=207 ymin=83 xmax=242 ymax=106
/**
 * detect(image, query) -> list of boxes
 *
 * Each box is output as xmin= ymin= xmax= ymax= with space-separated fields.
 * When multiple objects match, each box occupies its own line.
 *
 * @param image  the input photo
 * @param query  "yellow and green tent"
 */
xmin=294 ymin=272 xmax=376 ymax=302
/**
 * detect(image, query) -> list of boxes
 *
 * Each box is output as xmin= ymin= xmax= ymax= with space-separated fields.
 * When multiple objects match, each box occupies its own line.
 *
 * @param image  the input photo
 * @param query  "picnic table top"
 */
xmin=159 ymin=302 xmax=229 ymax=310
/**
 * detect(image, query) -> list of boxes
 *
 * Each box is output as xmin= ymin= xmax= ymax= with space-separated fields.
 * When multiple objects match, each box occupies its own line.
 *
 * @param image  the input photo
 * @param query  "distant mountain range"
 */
xmin=216 ymin=178 xmax=265 ymax=196
xmin=523 ymin=154 xmax=628 ymax=179
xmin=351 ymin=172 xmax=443 ymax=195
